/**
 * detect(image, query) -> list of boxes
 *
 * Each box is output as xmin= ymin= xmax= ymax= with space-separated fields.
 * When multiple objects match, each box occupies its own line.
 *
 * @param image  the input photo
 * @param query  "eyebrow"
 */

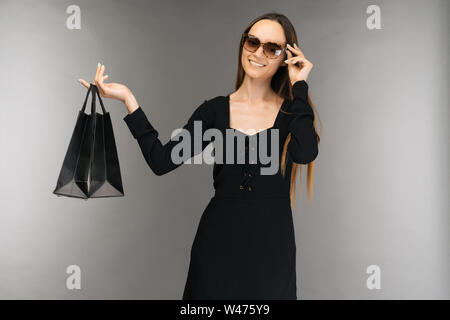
xmin=248 ymin=33 xmax=285 ymax=46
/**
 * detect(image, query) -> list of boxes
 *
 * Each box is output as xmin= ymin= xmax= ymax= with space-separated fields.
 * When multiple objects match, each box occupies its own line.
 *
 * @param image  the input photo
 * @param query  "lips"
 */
xmin=248 ymin=59 xmax=266 ymax=67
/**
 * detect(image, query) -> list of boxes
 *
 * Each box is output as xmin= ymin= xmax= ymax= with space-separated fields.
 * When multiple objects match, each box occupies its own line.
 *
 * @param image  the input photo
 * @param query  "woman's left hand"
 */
xmin=284 ymin=43 xmax=313 ymax=85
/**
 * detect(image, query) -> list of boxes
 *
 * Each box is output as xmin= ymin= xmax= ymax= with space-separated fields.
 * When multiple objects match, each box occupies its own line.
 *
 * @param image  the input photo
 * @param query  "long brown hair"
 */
xmin=233 ymin=12 xmax=321 ymax=209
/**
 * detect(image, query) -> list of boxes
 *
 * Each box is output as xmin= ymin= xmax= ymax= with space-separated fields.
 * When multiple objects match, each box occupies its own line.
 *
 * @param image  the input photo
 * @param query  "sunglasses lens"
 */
xmin=244 ymin=36 xmax=260 ymax=52
xmin=264 ymin=43 xmax=283 ymax=58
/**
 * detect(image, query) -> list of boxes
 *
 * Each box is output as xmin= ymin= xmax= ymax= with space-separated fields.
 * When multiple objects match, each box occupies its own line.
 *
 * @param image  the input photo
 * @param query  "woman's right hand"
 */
xmin=78 ymin=63 xmax=139 ymax=114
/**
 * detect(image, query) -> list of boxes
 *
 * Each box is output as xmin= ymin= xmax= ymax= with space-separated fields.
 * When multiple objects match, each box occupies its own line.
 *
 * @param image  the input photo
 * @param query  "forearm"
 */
xmin=122 ymin=99 xmax=213 ymax=176
xmin=124 ymin=91 xmax=140 ymax=115
xmin=287 ymin=80 xmax=319 ymax=164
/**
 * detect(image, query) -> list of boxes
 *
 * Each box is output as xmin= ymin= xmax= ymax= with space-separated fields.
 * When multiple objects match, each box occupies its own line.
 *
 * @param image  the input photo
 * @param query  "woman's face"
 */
xmin=241 ymin=19 xmax=287 ymax=80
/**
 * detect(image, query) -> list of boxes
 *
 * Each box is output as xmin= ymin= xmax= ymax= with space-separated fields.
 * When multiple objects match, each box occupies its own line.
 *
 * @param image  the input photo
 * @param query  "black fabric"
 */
xmin=123 ymin=80 xmax=318 ymax=299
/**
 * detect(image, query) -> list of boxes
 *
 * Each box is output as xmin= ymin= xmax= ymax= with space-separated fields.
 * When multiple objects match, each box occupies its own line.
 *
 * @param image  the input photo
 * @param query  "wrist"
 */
xmin=124 ymin=91 xmax=139 ymax=114
xmin=291 ymin=79 xmax=307 ymax=86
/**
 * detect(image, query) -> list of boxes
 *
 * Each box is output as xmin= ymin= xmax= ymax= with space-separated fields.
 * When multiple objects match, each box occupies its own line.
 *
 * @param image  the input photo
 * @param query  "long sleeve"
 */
xmin=123 ymin=99 xmax=214 ymax=176
xmin=287 ymin=80 xmax=319 ymax=164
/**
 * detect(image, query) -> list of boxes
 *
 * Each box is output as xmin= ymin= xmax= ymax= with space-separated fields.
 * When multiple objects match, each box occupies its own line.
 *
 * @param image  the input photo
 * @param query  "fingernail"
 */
xmin=284 ymin=59 xmax=289 ymax=63
xmin=98 ymin=62 xmax=100 ymax=67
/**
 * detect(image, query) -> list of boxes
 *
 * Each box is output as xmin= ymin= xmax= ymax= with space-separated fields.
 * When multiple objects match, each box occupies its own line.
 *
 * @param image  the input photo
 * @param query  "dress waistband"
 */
xmin=213 ymin=190 xmax=291 ymax=201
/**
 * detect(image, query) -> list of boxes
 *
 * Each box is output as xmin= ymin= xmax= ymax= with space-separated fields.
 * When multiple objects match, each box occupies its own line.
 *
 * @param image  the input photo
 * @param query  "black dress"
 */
xmin=123 ymin=80 xmax=318 ymax=300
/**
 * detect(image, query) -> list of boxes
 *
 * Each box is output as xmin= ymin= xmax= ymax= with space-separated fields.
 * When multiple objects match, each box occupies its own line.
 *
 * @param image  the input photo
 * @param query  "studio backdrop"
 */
xmin=0 ymin=0 xmax=448 ymax=299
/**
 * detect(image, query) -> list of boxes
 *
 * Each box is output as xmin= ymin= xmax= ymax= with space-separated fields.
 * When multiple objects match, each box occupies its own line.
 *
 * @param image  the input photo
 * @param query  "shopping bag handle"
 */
xmin=80 ymin=84 xmax=93 ymax=113
xmin=94 ymin=85 xmax=107 ymax=114
xmin=80 ymin=84 xmax=107 ymax=114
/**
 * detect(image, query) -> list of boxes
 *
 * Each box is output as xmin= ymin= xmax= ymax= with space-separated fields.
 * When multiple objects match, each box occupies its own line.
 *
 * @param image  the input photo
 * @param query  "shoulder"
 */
xmin=197 ymin=94 xmax=227 ymax=114
xmin=204 ymin=94 xmax=227 ymax=107
xmin=191 ymin=95 xmax=226 ymax=126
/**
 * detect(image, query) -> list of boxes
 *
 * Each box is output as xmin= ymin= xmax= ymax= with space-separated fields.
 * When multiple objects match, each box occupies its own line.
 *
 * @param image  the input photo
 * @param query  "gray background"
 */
xmin=0 ymin=0 xmax=448 ymax=299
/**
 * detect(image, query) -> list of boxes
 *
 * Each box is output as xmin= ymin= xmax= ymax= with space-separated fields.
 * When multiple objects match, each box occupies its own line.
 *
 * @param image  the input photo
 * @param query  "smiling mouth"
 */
xmin=248 ymin=59 xmax=266 ymax=67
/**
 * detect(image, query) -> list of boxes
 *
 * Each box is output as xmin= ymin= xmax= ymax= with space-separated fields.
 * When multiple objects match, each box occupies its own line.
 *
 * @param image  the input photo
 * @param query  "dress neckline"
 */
xmin=225 ymin=94 xmax=287 ymax=137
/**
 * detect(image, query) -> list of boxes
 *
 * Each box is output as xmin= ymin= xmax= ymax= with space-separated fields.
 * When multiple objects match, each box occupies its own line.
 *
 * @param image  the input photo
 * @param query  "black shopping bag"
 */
xmin=53 ymin=84 xmax=124 ymax=199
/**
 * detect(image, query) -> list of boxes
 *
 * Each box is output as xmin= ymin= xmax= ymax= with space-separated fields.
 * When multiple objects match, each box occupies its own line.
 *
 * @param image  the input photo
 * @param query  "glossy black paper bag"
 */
xmin=53 ymin=84 xmax=124 ymax=199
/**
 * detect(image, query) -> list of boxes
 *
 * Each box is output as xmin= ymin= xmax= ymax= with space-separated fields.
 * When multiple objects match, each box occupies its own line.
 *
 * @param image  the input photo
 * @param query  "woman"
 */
xmin=79 ymin=12 xmax=320 ymax=300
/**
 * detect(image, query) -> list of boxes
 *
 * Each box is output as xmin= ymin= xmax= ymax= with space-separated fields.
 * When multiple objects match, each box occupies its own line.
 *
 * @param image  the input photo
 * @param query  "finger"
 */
xmin=286 ymin=57 xmax=310 ymax=70
xmin=94 ymin=62 xmax=101 ymax=85
xmin=96 ymin=64 xmax=105 ymax=86
xmin=102 ymin=75 xmax=109 ymax=81
xmin=284 ymin=50 xmax=291 ymax=65
xmin=287 ymin=43 xmax=304 ymax=57
xmin=95 ymin=65 xmax=105 ymax=94
xmin=285 ymin=48 xmax=292 ymax=60
xmin=287 ymin=43 xmax=299 ymax=52
xmin=286 ymin=45 xmax=300 ymax=59
xmin=293 ymin=43 xmax=303 ymax=51
xmin=297 ymin=57 xmax=312 ymax=66
xmin=99 ymin=64 xmax=105 ymax=80
xmin=97 ymin=67 xmax=107 ymax=96
xmin=287 ymin=56 xmax=308 ymax=65
xmin=78 ymin=78 xmax=90 ymax=88
xmin=285 ymin=55 xmax=303 ymax=63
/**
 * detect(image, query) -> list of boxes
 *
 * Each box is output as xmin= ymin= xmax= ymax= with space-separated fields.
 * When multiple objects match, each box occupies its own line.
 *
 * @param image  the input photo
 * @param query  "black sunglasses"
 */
xmin=241 ymin=33 xmax=286 ymax=59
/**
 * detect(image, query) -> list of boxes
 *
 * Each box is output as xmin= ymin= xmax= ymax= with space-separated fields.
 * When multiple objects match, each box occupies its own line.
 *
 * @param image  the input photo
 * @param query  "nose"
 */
xmin=253 ymin=46 xmax=266 ymax=61
xmin=254 ymin=45 xmax=265 ymax=58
